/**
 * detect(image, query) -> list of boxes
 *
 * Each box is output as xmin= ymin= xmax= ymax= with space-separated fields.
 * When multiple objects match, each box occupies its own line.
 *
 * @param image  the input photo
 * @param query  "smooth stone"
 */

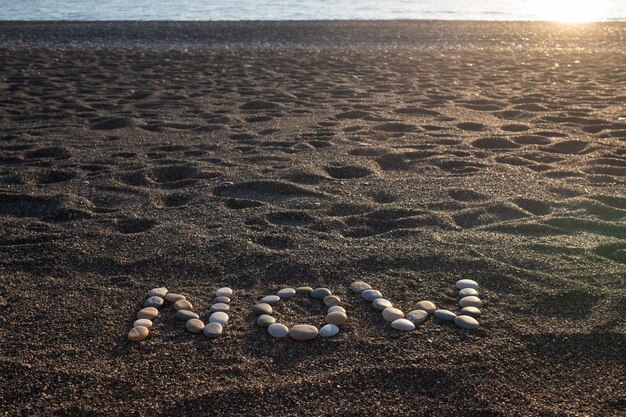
xmin=434 ymin=309 xmax=457 ymax=321
xmin=415 ymin=301 xmax=436 ymax=315
xmin=203 ymin=322 xmax=223 ymax=338
xmin=382 ymin=307 xmax=404 ymax=323
xmin=372 ymin=298 xmax=393 ymax=311
xmin=324 ymin=311 xmax=348 ymax=326
xmin=319 ymin=324 xmax=340 ymax=337
xmin=277 ymin=288 xmax=296 ymax=299
xmin=327 ymin=306 xmax=346 ymax=314
xmin=406 ymin=309 xmax=428 ymax=324
xmin=289 ymin=324 xmax=318 ymax=341
xmin=391 ymin=318 xmax=415 ymax=331
xmin=455 ymin=315 xmax=480 ymax=330
xmin=268 ymin=323 xmax=289 ymax=338
xmin=460 ymin=306 xmax=482 ymax=318
xmin=133 ymin=319 xmax=153 ymax=328
xmin=456 ymin=279 xmax=479 ymax=290
xmin=310 ymin=288 xmax=332 ymax=299
xmin=210 ymin=303 xmax=230 ymax=312
xmin=295 ymin=286 xmax=313 ymax=295
xmin=323 ymin=295 xmax=341 ymax=307
xmin=257 ymin=314 xmax=276 ymax=327
xmin=128 ymin=326 xmax=149 ymax=342
xmin=209 ymin=311 xmax=229 ymax=325
xmin=215 ymin=287 xmax=233 ymax=297
xmin=261 ymin=295 xmax=281 ymax=305
xmin=174 ymin=299 xmax=193 ymax=311
xmin=186 ymin=319 xmax=205 ymax=333
xmin=350 ymin=281 xmax=372 ymax=294
xmin=459 ymin=296 xmax=482 ymax=308
xmin=127 ymin=213 xmax=139 ymax=221
xmin=164 ymin=293 xmax=186 ymax=303
xmin=213 ymin=296 xmax=231 ymax=304
xmin=176 ymin=310 xmax=199 ymax=321
xmin=253 ymin=303 xmax=273 ymax=316
xmin=144 ymin=296 xmax=164 ymax=308
xmin=361 ymin=289 xmax=383 ymax=301
xmin=148 ymin=287 xmax=168 ymax=297
xmin=459 ymin=288 xmax=479 ymax=297
xmin=137 ymin=307 xmax=158 ymax=320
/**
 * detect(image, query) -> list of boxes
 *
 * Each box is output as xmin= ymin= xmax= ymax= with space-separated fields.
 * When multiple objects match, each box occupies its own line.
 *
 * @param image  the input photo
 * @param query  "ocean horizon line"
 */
xmin=2 ymin=18 xmax=626 ymax=22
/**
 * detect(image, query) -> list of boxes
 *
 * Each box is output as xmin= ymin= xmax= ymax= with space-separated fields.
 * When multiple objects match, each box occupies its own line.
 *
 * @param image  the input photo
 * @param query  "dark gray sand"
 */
xmin=0 ymin=21 xmax=624 ymax=416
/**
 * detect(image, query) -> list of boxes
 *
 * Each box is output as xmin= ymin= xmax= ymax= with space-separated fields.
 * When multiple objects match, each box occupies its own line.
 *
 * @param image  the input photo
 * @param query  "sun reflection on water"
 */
xmin=528 ymin=0 xmax=609 ymax=22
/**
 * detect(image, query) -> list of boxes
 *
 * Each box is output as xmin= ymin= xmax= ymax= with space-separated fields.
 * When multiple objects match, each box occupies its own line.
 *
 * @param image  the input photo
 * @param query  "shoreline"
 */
xmin=1 ymin=20 xmax=624 ymax=48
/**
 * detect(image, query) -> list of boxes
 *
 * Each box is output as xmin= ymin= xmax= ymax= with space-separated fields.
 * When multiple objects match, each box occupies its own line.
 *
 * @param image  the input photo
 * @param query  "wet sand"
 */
xmin=0 ymin=21 xmax=624 ymax=416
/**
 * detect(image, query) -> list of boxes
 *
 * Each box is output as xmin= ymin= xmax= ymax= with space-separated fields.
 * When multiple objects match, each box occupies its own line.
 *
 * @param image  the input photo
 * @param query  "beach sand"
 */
xmin=0 ymin=21 xmax=624 ymax=416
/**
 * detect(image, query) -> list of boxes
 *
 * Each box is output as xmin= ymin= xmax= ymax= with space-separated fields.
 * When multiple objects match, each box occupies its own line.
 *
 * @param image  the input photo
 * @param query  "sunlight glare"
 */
xmin=529 ymin=0 xmax=609 ymax=22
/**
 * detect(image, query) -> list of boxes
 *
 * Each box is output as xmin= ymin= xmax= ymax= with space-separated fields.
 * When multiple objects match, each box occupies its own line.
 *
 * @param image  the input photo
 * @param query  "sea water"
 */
xmin=1 ymin=0 xmax=624 ymax=21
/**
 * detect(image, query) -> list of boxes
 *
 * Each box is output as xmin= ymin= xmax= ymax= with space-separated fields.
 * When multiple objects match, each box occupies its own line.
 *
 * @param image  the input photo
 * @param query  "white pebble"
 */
xmin=455 ymin=315 xmax=480 ymax=330
xmin=176 ymin=310 xmax=199 ymax=321
xmin=361 ymin=289 xmax=383 ymax=301
xmin=415 ymin=301 xmax=436 ymax=315
xmin=319 ymin=324 xmax=340 ymax=337
xmin=460 ymin=306 xmax=481 ymax=318
xmin=261 ymin=295 xmax=280 ymax=305
xmin=459 ymin=296 xmax=482 ymax=308
xmin=372 ymin=298 xmax=393 ymax=311
xmin=133 ymin=319 xmax=153 ymax=328
xmin=456 ymin=279 xmax=479 ymax=290
xmin=144 ymin=296 xmax=164 ymax=308
xmin=382 ymin=307 xmax=404 ymax=323
xmin=310 ymin=288 xmax=332 ymax=299
xmin=406 ymin=310 xmax=428 ymax=324
xmin=209 ymin=311 xmax=229 ymax=325
xmin=434 ymin=309 xmax=457 ymax=321
xmin=277 ymin=288 xmax=296 ymax=299
xmin=327 ymin=306 xmax=346 ymax=314
xmin=210 ymin=303 xmax=230 ymax=312
xmin=268 ymin=323 xmax=289 ymax=338
xmin=203 ymin=322 xmax=223 ymax=338
xmin=148 ymin=287 xmax=168 ymax=297
xmin=289 ymin=324 xmax=319 ymax=341
xmin=459 ymin=288 xmax=479 ymax=297
xmin=349 ymin=281 xmax=372 ymax=293
xmin=215 ymin=287 xmax=233 ymax=297
xmin=186 ymin=319 xmax=205 ymax=333
xmin=391 ymin=319 xmax=415 ymax=331
xmin=257 ymin=315 xmax=276 ymax=327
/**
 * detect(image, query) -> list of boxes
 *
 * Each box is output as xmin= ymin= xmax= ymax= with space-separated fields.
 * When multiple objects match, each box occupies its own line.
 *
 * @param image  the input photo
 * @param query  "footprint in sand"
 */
xmin=393 ymin=107 xmax=441 ymax=117
xmin=117 ymin=217 xmax=158 ymax=234
xmin=543 ymin=140 xmax=590 ymax=155
xmin=0 ymin=192 xmax=92 ymax=221
xmin=456 ymin=122 xmax=486 ymax=132
xmin=449 ymin=189 xmax=488 ymax=202
xmin=223 ymin=198 xmax=264 ymax=209
xmin=335 ymin=110 xmax=371 ymax=120
xmin=240 ymin=100 xmax=282 ymax=111
xmin=472 ymin=137 xmax=520 ymax=149
xmin=161 ymin=192 xmax=195 ymax=208
xmin=90 ymin=117 xmax=135 ymax=130
xmin=512 ymin=135 xmax=552 ymax=145
xmin=325 ymin=165 xmax=375 ymax=179
xmin=371 ymin=122 xmax=418 ymax=133
xmin=20 ymin=169 xmax=77 ymax=185
xmin=25 ymin=146 xmax=71 ymax=159
xmin=214 ymin=180 xmax=323 ymax=202
xmin=501 ymin=124 xmax=530 ymax=132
